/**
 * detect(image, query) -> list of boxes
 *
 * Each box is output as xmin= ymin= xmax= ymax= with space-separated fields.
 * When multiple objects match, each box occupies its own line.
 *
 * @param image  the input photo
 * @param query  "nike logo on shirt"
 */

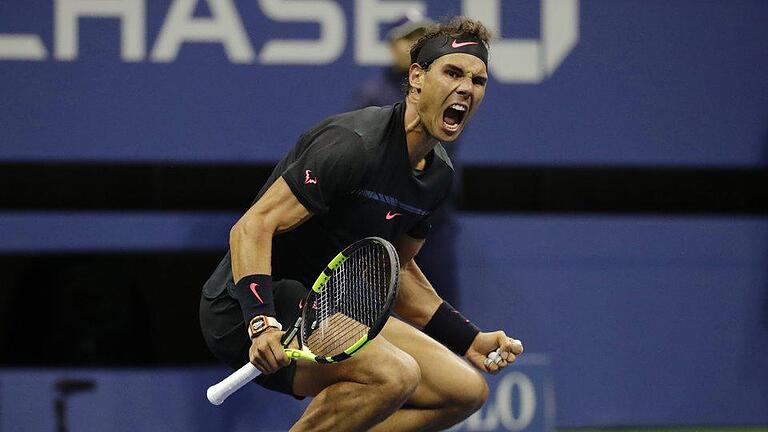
xmin=385 ymin=211 xmax=402 ymax=220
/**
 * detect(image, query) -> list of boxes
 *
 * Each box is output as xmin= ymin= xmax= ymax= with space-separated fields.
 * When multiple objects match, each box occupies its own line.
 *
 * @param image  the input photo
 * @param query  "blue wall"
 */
xmin=0 ymin=359 xmax=554 ymax=432
xmin=457 ymin=215 xmax=768 ymax=427
xmin=1 ymin=0 xmax=767 ymax=165
xmin=0 ymin=368 xmax=307 ymax=432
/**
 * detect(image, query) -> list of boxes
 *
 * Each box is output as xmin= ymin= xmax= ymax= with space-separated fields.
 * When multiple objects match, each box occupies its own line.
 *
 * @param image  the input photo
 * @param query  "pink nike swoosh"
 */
xmin=385 ymin=211 xmax=402 ymax=220
xmin=452 ymin=40 xmax=479 ymax=48
xmin=250 ymin=283 xmax=264 ymax=304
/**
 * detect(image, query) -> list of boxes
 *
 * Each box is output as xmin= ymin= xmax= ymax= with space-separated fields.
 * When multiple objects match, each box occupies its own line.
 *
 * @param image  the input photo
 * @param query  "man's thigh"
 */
xmin=379 ymin=318 xmax=485 ymax=408
xmin=291 ymin=323 xmax=411 ymax=397
xmin=291 ymin=317 xmax=484 ymax=406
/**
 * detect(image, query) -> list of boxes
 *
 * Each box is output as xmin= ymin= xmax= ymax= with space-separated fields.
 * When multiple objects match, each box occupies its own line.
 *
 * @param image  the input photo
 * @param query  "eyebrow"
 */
xmin=444 ymin=63 xmax=488 ymax=83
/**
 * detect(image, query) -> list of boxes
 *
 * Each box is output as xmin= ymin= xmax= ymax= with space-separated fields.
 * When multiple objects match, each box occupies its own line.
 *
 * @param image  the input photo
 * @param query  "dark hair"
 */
xmin=403 ymin=17 xmax=492 ymax=94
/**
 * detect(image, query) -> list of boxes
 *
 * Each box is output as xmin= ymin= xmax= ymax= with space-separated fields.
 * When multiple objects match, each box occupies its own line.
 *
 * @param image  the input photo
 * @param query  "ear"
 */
xmin=408 ymin=63 xmax=424 ymax=92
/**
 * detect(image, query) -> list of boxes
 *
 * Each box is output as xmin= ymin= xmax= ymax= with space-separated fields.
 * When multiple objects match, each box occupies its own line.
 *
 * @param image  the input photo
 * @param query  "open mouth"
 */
xmin=442 ymin=103 xmax=468 ymax=132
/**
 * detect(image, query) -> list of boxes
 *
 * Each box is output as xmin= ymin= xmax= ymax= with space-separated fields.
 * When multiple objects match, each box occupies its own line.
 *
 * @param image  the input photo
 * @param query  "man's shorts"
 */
xmin=199 ymin=278 xmax=308 ymax=399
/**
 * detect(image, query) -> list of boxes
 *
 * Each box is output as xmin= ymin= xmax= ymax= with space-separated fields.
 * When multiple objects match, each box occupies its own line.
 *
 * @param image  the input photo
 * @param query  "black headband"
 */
xmin=413 ymin=34 xmax=488 ymax=68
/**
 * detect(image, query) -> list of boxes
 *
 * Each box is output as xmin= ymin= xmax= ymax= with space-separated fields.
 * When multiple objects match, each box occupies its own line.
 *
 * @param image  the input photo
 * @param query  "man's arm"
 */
xmin=230 ymin=177 xmax=310 ymax=281
xmin=392 ymin=235 xmax=442 ymax=326
xmin=230 ymin=177 xmax=311 ymax=374
xmin=394 ymin=234 xmax=524 ymax=374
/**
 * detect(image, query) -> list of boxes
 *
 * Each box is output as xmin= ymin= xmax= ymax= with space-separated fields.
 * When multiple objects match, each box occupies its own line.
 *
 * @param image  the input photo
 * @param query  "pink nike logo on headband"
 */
xmin=452 ymin=40 xmax=479 ymax=48
xmin=250 ymin=283 xmax=264 ymax=304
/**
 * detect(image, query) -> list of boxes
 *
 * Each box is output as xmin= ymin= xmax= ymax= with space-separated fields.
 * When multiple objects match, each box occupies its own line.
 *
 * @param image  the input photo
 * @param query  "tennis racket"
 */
xmin=207 ymin=236 xmax=400 ymax=405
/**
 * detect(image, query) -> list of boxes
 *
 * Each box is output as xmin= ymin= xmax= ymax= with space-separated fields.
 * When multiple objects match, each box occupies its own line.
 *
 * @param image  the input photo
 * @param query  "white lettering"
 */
xmin=0 ymin=35 xmax=47 ymax=60
xmin=259 ymin=0 xmax=345 ymax=65
xmin=542 ymin=0 xmax=579 ymax=75
xmin=54 ymin=0 xmax=144 ymax=61
xmin=451 ymin=372 xmax=537 ymax=431
xmin=496 ymin=372 xmax=537 ymax=430
xmin=354 ymin=0 xmax=425 ymax=65
xmin=5 ymin=0 xmax=579 ymax=82
xmin=151 ymin=0 xmax=254 ymax=63
xmin=463 ymin=0 xmax=579 ymax=83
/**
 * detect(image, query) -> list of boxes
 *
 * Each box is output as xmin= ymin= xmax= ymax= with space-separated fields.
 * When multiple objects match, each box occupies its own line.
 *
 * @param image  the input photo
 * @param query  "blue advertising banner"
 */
xmin=1 ymin=0 xmax=767 ymax=165
xmin=457 ymin=215 xmax=768 ymax=427
xmin=450 ymin=355 xmax=555 ymax=432
xmin=0 ymin=360 xmax=553 ymax=431
xmin=0 ymin=368 xmax=307 ymax=431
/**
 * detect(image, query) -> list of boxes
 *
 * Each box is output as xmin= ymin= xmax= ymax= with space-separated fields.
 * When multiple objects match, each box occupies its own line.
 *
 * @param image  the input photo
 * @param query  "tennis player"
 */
xmin=200 ymin=17 xmax=524 ymax=431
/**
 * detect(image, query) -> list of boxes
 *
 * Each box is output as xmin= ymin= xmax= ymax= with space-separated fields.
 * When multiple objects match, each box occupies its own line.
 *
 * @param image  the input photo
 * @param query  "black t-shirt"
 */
xmin=203 ymin=101 xmax=454 ymax=297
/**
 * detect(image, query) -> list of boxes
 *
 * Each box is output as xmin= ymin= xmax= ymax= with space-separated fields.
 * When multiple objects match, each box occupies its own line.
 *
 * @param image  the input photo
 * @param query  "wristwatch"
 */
xmin=248 ymin=315 xmax=283 ymax=339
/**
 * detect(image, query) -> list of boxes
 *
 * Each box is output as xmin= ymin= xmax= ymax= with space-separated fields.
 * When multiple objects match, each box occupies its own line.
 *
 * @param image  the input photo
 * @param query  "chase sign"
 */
xmin=0 ymin=0 xmax=578 ymax=83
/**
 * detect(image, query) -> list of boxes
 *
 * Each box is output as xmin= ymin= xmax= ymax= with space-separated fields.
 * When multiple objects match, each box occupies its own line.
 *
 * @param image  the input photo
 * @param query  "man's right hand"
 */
xmin=249 ymin=328 xmax=291 ymax=374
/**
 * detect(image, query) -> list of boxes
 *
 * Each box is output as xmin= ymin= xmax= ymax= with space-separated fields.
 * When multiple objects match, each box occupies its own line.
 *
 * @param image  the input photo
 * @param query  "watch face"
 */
xmin=252 ymin=320 xmax=266 ymax=332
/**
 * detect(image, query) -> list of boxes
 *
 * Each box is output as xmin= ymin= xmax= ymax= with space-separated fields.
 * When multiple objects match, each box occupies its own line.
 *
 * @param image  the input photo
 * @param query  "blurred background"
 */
xmin=1 ymin=1 xmax=767 ymax=431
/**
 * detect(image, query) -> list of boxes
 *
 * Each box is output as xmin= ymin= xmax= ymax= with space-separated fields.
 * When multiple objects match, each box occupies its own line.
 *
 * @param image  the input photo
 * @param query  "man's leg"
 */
xmin=289 ymin=318 xmax=488 ymax=432
xmin=290 ymin=333 xmax=422 ymax=431
xmin=368 ymin=318 xmax=488 ymax=431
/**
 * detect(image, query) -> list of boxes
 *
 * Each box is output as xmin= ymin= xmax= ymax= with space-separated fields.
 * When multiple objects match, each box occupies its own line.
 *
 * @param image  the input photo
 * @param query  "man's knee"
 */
xmin=375 ymin=350 xmax=421 ymax=404
xmin=435 ymin=368 xmax=488 ymax=420
xmin=459 ymin=373 xmax=489 ymax=414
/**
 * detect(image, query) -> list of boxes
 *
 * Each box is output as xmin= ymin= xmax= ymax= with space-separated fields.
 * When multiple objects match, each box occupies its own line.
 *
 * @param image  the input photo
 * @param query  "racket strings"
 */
xmin=307 ymin=242 xmax=391 ymax=357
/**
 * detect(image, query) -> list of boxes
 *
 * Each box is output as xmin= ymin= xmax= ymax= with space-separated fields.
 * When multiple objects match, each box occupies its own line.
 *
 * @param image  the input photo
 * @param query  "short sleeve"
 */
xmin=406 ymin=218 xmax=432 ymax=239
xmin=281 ymin=126 xmax=367 ymax=215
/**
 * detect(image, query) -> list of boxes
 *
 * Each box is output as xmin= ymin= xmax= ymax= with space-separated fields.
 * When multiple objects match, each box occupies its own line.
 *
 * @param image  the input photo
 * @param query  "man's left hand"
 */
xmin=465 ymin=331 xmax=524 ymax=374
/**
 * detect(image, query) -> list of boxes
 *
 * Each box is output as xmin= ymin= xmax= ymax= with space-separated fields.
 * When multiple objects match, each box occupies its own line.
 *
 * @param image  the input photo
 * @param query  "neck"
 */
xmin=403 ymin=94 xmax=440 ymax=169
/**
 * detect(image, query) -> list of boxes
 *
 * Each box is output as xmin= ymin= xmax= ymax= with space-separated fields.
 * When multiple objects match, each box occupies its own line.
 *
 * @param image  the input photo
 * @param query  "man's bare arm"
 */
xmin=230 ymin=177 xmax=311 ymax=282
xmin=394 ymin=234 xmax=524 ymax=373
xmin=230 ymin=177 xmax=312 ymax=374
xmin=393 ymin=235 xmax=443 ymax=327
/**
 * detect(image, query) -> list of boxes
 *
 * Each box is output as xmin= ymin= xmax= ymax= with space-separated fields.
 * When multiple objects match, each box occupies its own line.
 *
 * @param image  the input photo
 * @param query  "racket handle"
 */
xmin=207 ymin=362 xmax=262 ymax=405
xmin=484 ymin=348 xmax=503 ymax=367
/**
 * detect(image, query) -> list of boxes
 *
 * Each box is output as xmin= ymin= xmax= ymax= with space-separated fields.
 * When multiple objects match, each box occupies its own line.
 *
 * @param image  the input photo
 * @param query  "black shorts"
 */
xmin=199 ymin=278 xmax=308 ymax=399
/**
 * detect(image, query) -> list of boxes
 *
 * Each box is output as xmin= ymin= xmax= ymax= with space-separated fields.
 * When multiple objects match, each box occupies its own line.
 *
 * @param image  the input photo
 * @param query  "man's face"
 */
xmin=411 ymin=53 xmax=488 ymax=142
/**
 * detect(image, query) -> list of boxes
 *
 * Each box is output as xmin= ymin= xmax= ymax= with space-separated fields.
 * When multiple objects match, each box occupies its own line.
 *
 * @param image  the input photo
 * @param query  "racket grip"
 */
xmin=207 ymin=362 xmax=262 ymax=405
